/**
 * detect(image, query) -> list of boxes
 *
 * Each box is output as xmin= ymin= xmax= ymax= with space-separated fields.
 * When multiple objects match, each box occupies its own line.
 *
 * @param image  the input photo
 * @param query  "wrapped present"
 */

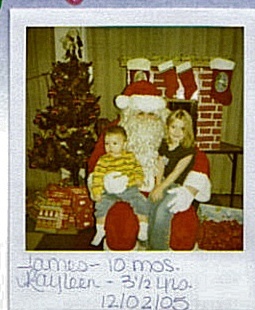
xmin=45 ymin=183 xmax=72 ymax=199
xmin=45 ymin=184 xmax=75 ymax=230
xmin=26 ymin=192 xmax=43 ymax=221
xmin=76 ymin=209 xmax=95 ymax=229
xmin=31 ymin=184 xmax=95 ymax=232
xmin=35 ymin=203 xmax=63 ymax=233
xmin=46 ymin=196 xmax=73 ymax=229
xmin=68 ymin=185 xmax=90 ymax=197
xmin=68 ymin=186 xmax=94 ymax=229
xmin=197 ymin=204 xmax=243 ymax=251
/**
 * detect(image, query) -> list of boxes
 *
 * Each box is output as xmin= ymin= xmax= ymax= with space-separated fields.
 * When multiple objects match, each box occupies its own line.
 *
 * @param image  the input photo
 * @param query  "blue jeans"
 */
xmin=95 ymin=186 xmax=151 ymax=218
xmin=148 ymin=185 xmax=178 ymax=250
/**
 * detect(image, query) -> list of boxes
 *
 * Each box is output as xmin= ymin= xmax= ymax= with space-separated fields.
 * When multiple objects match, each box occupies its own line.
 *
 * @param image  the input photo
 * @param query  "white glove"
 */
xmin=104 ymin=171 xmax=129 ymax=194
xmin=167 ymin=186 xmax=194 ymax=214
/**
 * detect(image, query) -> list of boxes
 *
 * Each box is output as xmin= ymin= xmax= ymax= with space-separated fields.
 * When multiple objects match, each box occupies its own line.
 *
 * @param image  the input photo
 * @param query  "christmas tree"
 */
xmin=28 ymin=29 xmax=101 ymax=186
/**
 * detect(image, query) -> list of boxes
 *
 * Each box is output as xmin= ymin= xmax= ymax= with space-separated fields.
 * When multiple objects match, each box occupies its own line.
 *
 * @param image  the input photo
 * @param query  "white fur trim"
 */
xmin=176 ymin=77 xmax=185 ymax=99
xmin=130 ymin=95 xmax=166 ymax=113
xmin=158 ymin=60 xmax=174 ymax=72
xmin=190 ymin=89 xmax=199 ymax=100
xmin=176 ymin=61 xmax=192 ymax=74
xmin=210 ymin=58 xmax=235 ymax=70
xmin=183 ymin=171 xmax=211 ymax=202
xmin=115 ymin=95 xmax=130 ymax=110
xmin=127 ymin=58 xmax=151 ymax=71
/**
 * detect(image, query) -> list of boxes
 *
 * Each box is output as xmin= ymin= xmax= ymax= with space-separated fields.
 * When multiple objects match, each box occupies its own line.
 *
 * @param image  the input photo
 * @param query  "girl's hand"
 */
xmin=157 ymin=156 xmax=166 ymax=170
xmin=149 ymin=185 xmax=164 ymax=202
xmin=155 ymin=156 xmax=166 ymax=185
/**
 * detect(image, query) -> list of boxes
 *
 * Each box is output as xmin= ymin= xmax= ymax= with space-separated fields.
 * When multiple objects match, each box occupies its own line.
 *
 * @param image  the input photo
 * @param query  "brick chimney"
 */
xmin=195 ymin=67 xmax=223 ymax=150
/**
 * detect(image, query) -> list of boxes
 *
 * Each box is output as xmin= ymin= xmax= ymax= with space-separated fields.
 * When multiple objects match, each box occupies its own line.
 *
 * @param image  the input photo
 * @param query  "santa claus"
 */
xmin=88 ymin=71 xmax=211 ymax=251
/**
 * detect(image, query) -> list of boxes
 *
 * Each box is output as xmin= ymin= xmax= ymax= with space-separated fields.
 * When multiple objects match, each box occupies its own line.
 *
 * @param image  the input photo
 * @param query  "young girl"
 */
xmin=148 ymin=109 xmax=196 ymax=250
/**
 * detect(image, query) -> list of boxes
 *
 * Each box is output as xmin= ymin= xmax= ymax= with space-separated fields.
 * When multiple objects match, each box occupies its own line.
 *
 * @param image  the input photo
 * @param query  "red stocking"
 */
xmin=127 ymin=58 xmax=151 ymax=83
xmin=210 ymin=58 xmax=235 ymax=106
xmin=177 ymin=62 xmax=197 ymax=100
xmin=157 ymin=60 xmax=179 ymax=98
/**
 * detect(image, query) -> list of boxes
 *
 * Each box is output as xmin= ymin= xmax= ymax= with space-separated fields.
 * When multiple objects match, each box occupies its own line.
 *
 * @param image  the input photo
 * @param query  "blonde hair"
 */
xmin=166 ymin=109 xmax=195 ymax=148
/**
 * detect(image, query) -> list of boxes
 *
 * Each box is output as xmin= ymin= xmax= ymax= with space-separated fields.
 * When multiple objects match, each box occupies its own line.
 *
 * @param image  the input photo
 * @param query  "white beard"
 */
xmin=120 ymin=111 xmax=166 ymax=191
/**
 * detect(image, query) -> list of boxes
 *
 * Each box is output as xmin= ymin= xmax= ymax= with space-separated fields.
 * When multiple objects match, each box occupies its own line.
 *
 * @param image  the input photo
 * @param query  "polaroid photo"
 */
xmin=7 ymin=6 xmax=255 ymax=310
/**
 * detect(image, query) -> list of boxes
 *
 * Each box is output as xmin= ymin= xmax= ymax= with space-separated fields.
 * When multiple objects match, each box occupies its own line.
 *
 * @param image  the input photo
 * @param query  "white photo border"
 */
xmin=9 ymin=8 xmax=254 ymax=310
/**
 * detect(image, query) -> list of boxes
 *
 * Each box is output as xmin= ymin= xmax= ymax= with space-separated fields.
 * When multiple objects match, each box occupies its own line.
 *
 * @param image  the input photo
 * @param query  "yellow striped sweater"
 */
xmin=91 ymin=151 xmax=144 ymax=197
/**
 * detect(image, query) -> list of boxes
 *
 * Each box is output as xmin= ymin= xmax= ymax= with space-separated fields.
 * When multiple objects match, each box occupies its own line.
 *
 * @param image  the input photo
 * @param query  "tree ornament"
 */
xmin=60 ymin=28 xmax=83 ymax=61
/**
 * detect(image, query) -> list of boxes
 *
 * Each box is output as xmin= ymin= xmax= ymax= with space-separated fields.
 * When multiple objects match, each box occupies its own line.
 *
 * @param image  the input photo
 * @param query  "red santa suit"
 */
xmin=88 ymin=80 xmax=211 ymax=251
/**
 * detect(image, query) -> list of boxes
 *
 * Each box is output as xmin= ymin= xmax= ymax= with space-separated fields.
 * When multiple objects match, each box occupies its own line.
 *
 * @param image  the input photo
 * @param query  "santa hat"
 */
xmin=116 ymin=94 xmax=166 ymax=112
xmin=127 ymin=58 xmax=151 ymax=84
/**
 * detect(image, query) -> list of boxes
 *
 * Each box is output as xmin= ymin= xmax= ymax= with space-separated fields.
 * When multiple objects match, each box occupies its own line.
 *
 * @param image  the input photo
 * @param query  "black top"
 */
xmin=158 ymin=140 xmax=196 ymax=185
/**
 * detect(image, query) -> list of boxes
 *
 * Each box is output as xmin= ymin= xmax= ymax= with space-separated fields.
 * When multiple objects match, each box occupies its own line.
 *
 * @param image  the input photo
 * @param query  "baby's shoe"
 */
xmin=138 ymin=222 xmax=148 ymax=242
xmin=91 ymin=224 xmax=105 ymax=246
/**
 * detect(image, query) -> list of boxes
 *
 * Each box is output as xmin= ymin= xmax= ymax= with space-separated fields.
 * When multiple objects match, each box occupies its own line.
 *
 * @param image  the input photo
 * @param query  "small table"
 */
xmin=204 ymin=142 xmax=243 ymax=207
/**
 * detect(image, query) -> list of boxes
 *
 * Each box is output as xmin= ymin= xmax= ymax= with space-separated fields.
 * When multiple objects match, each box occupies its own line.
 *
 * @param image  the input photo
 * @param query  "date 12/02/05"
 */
xmin=101 ymin=294 xmax=190 ymax=310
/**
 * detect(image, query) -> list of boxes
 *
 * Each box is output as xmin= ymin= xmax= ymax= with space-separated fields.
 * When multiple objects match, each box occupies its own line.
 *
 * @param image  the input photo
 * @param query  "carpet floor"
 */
xmin=34 ymin=228 xmax=103 ymax=251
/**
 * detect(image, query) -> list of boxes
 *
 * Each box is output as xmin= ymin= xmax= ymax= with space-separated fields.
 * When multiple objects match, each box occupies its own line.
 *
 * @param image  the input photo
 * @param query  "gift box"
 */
xmin=46 ymin=196 xmax=73 ymax=228
xmin=47 ymin=184 xmax=94 ymax=230
xmin=76 ymin=211 xmax=95 ymax=229
xmin=45 ymin=183 xmax=72 ymax=199
xmin=35 ymin=203 xmax=63 ymax=233
xmin=34 ymin=186 xmax=75 ymax=233
xmin=32 ymin=184 xmax=95 ymax=232
xmin=68 ymin=186 xmax=94 ymax=229
xmin=26 ymin=192 xmax=43 ymax=221
xmin=68 ymin=186 xmax=91 ymax=211
xmin=197 ymin=204 xmax=243 ymax=251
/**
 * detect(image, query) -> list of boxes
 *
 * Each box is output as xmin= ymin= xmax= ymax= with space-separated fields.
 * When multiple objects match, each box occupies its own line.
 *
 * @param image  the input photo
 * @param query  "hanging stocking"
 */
xmin=176 ymin=61 xmax=197 ymax=100
xmin=157 ymin=60 xmax=179 ymax=98
xmin=127 ymin=58 xmax=151 ymax=84
xmin=210 ymin=58 xmax=235 ymax=106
